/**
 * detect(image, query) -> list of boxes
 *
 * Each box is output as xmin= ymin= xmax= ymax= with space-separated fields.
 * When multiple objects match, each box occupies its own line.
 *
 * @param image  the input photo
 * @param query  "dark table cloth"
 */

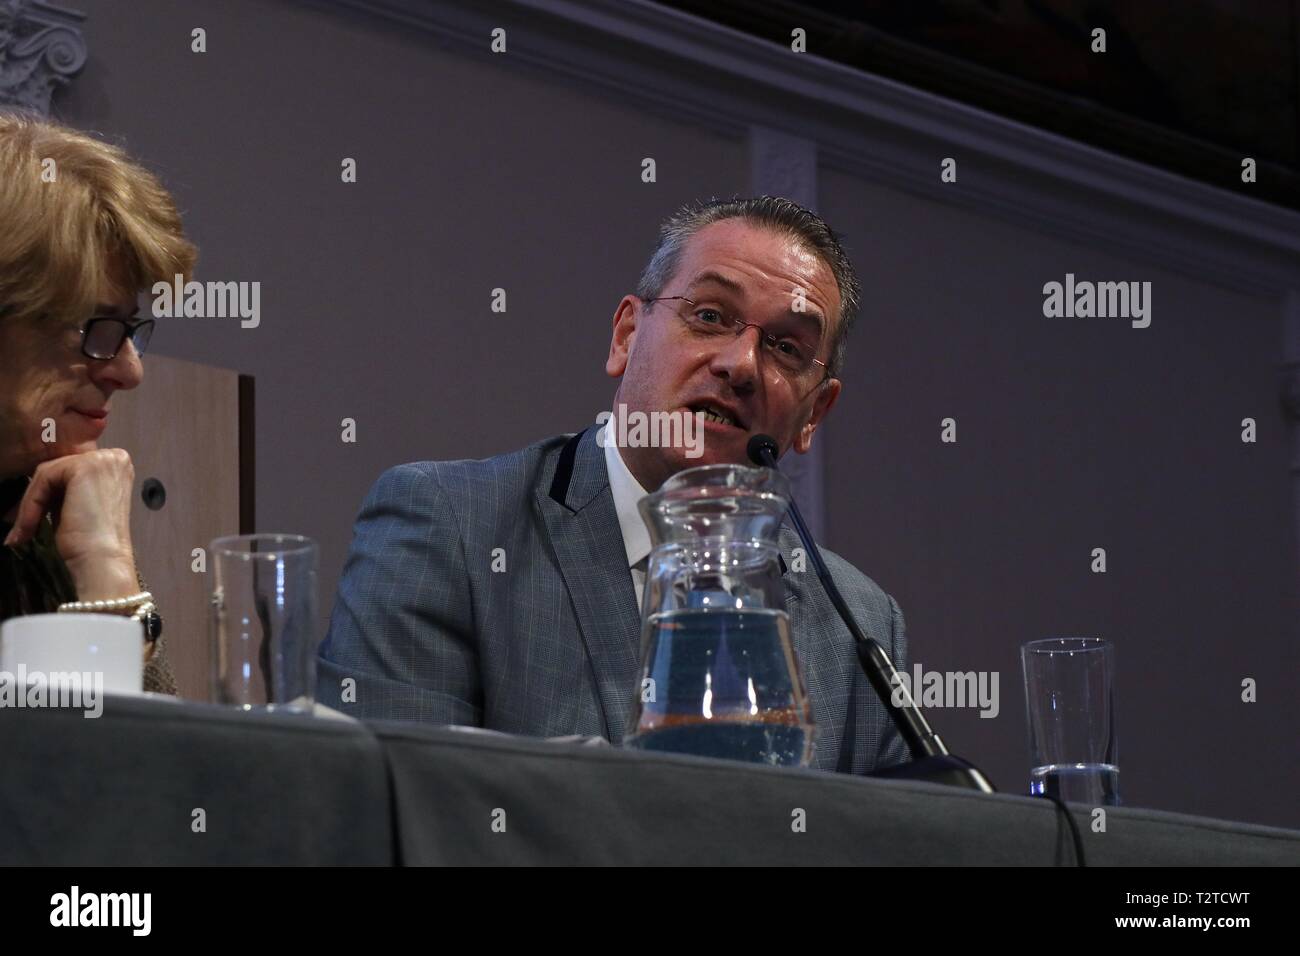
xmin=2 ymin=697 xmax=1296 ymax=866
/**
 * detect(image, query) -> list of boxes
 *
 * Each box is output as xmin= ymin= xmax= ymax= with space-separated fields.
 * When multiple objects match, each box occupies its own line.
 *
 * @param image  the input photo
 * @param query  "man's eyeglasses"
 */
xmin=644 ymin=295 xmax=830 ymax=388
xmin=81 ymin=316 xmax=155 ymax=361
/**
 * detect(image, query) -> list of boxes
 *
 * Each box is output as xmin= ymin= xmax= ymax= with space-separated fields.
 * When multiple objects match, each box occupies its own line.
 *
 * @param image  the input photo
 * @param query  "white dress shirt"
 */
xmin=599 ymin=425 xmax=652 ymax=609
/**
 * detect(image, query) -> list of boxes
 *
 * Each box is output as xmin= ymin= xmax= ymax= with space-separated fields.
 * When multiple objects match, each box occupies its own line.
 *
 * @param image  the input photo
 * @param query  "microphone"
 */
xmin=747 ymin=434 xmax=995 ymax=792
xmin=746 ymin=434 xmax=779 ymax=466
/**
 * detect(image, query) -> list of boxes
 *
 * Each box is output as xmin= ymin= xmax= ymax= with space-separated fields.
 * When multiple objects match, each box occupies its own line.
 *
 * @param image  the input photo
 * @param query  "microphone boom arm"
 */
xmin=748 ymin=434 xmax=995 ymax=792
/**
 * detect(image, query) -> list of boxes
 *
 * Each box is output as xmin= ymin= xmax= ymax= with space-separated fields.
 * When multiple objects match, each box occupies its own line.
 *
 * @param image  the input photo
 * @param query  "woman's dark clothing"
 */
xmin=0 ymin=475 xmax=177 ymax=694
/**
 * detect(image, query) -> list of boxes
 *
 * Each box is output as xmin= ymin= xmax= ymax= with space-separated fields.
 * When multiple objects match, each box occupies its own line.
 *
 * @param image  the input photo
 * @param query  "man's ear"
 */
xmin=792 ymin=377 xmax=841 ymax=454
xmin=606 ymin=296 xmax=640 ymax=378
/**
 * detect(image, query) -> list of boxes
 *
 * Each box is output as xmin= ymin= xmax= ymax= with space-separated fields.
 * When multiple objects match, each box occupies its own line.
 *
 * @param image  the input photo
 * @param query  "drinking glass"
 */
xmin=210 ymin=534 xmax=318 ymax=712
xmin=1020 ymin=637 xmax=1119 ymax=805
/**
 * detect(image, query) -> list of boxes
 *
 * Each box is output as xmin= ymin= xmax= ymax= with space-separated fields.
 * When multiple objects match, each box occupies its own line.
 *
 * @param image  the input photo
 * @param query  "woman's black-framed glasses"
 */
xmin=645 ymin=295 xmax=830 ymax=388
xmin=81 ymin=316 xmax=155 ymax=360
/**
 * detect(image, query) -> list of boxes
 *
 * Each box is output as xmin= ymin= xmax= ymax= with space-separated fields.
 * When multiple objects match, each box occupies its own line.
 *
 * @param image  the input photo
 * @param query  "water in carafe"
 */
xmin=624 ymin=464 xmax=815 ymax=767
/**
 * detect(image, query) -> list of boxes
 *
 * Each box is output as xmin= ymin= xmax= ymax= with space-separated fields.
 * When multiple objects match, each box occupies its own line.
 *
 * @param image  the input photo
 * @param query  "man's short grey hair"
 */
xmin=634 ymin=195 xmax=862 ymax=378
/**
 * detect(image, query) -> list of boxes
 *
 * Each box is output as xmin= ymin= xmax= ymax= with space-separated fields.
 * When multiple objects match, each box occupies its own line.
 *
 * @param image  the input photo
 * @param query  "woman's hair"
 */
xmin=0 ymin=112 xmax=197 ymax=325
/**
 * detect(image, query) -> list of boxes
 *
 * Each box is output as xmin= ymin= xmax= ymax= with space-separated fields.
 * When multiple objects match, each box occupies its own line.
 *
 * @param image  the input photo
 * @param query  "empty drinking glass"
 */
xmin=210 ymin=534 xmax=319 ymax=712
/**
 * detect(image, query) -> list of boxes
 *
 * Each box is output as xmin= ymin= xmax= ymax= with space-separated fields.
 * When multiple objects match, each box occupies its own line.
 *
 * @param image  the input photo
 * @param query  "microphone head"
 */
xmin=747 ymin=434 xmax=779 ymax=467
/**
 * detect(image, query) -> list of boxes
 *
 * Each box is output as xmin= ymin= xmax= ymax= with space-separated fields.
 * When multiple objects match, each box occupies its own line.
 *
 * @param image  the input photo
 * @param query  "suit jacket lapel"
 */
xmin=535 ymin=428 xmax=642 ymax=743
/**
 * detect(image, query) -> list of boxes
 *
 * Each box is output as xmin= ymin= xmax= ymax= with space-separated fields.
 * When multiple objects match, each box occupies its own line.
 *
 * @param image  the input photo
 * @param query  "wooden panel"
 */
xmin=106 ymin=354 xmax=246 ymax=702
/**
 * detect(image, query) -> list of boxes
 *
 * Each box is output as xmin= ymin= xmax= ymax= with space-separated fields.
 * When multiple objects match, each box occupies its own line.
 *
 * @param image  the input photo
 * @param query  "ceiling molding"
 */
xmin=307 ymin=0 xmax=1300 ymax=297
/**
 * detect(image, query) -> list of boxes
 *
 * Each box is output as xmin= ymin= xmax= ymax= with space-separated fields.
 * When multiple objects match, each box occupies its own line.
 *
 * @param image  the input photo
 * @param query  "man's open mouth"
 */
xmin=690 ymin=403 xmax=745 ymax=429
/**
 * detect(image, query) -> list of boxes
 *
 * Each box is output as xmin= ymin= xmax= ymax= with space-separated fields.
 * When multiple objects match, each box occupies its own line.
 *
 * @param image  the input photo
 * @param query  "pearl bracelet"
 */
xmin=58 ymin=591 xmax=153 ymax=614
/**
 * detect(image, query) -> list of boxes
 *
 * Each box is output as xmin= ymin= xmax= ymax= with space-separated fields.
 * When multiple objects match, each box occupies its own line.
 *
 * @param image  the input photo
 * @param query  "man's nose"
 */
xmin=89 ymin=337 xmax=145 ymax=392
xmin=709 ymin=324 xmax=762 ymax=391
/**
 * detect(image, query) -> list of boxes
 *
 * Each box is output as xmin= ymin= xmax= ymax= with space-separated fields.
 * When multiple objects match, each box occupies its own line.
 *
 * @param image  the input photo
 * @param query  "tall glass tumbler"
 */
xmin=210 ymin=534 xmax=319 ymax=712
xmin=1020 ymin=637 xmax=1119 ymax=806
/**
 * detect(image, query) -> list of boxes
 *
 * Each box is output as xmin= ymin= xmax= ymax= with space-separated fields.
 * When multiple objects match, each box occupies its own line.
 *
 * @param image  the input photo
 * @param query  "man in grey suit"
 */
xmin=318 ymin=196 xmax=910 ymax=774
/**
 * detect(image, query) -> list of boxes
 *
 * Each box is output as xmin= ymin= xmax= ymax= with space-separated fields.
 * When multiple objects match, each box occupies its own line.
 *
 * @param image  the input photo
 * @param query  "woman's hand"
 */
xmin=3 ymin=448 xmax=140 ymax=600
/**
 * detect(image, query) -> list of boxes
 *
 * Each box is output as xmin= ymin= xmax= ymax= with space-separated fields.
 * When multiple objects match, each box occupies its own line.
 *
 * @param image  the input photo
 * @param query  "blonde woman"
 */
xmin=0 ymin=113 xmax=197 ymax=693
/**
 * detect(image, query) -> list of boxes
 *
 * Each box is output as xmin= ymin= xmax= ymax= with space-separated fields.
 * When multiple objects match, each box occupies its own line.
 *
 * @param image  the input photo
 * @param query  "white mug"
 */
xmin=0 ymin=613 xmax=143 ymax=696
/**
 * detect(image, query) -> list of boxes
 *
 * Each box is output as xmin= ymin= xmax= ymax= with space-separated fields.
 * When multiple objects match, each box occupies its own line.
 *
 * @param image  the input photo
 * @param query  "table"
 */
xmin=2 ymin=696 xmax=1296 ymax=866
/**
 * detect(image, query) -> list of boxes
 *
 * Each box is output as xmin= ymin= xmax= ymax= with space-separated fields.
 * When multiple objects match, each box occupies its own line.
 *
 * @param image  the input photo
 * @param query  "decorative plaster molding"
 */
xmin=0 ymin=0 xmax=87 ymax=116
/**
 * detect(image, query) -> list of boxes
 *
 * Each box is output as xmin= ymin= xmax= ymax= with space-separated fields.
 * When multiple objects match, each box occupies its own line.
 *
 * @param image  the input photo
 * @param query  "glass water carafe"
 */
xmin=623 ymin=464 xmax=816 ymax=767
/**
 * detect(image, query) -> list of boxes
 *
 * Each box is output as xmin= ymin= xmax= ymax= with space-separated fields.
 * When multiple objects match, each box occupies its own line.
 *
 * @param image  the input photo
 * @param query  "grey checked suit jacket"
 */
xmin=318 ymin=427 xmax=910 ymax=774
